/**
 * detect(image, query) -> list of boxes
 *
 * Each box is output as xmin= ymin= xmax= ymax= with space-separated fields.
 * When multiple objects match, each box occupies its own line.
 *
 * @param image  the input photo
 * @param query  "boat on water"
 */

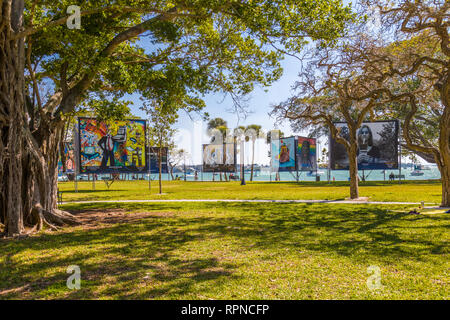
xmin=410 ymin=165 xmax=425 ymax=176
xmin=415 ymin=164 xmax=432 ymax=170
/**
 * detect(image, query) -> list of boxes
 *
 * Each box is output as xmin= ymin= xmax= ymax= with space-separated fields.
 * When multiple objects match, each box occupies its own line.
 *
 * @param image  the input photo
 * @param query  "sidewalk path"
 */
xmin=61 ymin=199 xmax=440 ymax=206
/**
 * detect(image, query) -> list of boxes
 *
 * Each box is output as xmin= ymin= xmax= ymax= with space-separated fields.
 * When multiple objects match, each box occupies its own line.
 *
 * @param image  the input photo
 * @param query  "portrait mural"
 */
xmin=271 ymin=137 xmax=296 ymax=172
xmin=296 ymin=137 xmax=317 ymax=171
xmin=329 ymin=121 xmax=399 ymax=170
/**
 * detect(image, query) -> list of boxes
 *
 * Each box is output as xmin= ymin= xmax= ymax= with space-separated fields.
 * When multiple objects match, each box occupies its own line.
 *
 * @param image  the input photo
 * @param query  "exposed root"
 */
xmin=31 ymin=204 xmax=81 ymax=232
xmin=1 ymin=203 xmax=82 ymax=238
xmin=41 ymin=207 xmax=80 ymax=226
xmin=25 ymin=224 xmax=39 ymax=235
xmin=27 ymin=206 xmax=43 ymax=231
xmin=42 ymin=219 xmax=60 ymax=231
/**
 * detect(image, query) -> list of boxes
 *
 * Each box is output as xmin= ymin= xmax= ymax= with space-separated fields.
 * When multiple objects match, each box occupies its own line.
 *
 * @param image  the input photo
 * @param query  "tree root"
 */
xmin=30 ymin=204 xmax=81 ymax=232
xmin=1 ymin=204 xmax=82 ymax=238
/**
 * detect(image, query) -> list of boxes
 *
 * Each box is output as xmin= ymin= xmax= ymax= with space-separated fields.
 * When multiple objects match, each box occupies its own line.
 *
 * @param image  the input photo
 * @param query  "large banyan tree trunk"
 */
xmin=437 ymin=78 xmax=450 ymax=207
xmin=0 ymin=1 xmax=79 ymax=237
xmin=438 ymin=156 xmax=450 ymax=207
xmin=27 ymin=119 xmax=80 ymax=232
xmin=0 ymin=0 xmax=27 ymax=235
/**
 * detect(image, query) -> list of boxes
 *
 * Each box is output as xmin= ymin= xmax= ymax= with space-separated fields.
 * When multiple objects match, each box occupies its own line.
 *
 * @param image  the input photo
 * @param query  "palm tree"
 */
xmin=207 ymin=118 xmax=228 ymax=181
xmin=233 ymin=126 xmax=247 ymax=139
xmin=233 ymin=126 xmax=247 ymax=183
xmin=246 ymin=125 xmax=262 ymax=181
xmin=207 ymin=118 xmax=228 ymax=144
xmin=266 ymin=129 xmax=284 ymax=144
xmin=207 ymin=118 xmax=227 ymax=137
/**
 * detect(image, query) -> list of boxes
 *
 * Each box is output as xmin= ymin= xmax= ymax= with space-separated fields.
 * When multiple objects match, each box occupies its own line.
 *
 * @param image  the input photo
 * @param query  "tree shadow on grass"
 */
xmin=62 ymin=202 xmax=448 ymax=266
xmin=180 ymin=202 xmax=449 ymax=264
xmin=0 ymin=201 xmax=448 ymax=299
xmin=0 ymin=211 xmax=239 ymax=299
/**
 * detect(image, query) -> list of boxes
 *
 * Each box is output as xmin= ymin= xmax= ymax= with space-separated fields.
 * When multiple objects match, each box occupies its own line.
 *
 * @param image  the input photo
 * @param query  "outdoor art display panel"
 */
xmin=78 ymin=118 xmax=148 ymax=173
xmin=224 ymin=143 xmax=235 ymax=166
xmin=202 ymin=143 xmax=236 ymax=172
xmin=329 ymin=120 xmax=399 ymax=170
xmin=296 ymin=137 xmax=317 ymax=171
xmin=58 ymin=142 xmax=76 ymax=174
xmin=271 ymin=137 xmax=296 ymax=172
xmin=149 ymin=147 xmax=169 ymax=174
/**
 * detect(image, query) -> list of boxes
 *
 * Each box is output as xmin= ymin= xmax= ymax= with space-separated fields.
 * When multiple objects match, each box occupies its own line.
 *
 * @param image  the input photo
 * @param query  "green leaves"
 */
xmin=25 ymin=0 xmax=354 ymax=121
xmin=81 ymin=96 xmax=132 ymax=122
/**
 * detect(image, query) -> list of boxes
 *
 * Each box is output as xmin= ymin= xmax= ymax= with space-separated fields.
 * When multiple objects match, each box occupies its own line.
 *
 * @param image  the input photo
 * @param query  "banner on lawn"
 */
xmin=271 ymin=136 xmax=296 ymax=172
xmin=78 ymin=118 xmax=148 ymax=173
xmin=296 ymin=137 xmax=317 ymax=171
xmin=202 ymin=143 xmax=236 ymax=172
xmin=58 ymin=142 xmax=76 ymax=174
xmin=329 ymin=120 xmax=399 ymax=170
xmin=149 ymin=147 xmax=169 ymax=174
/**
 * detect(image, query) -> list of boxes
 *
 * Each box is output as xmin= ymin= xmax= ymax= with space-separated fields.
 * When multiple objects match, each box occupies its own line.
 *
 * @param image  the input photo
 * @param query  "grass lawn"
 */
xmin=0 ymin=201 xmax=448 ymax=299
xmin=58 ymin=180 xmax=443 ymax=204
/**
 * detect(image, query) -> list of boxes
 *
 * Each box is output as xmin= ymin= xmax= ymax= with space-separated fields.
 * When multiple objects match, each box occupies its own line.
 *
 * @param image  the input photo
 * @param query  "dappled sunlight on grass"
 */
xmin=57 ymin=180 xmax=443 ymax=204
xmin=0 ymin=202 xmax=448 ymax=299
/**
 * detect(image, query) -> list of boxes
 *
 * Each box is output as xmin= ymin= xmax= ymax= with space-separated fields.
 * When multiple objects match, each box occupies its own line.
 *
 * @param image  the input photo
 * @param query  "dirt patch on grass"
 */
xmin=68 ymin=208 xmax=175 ymax=230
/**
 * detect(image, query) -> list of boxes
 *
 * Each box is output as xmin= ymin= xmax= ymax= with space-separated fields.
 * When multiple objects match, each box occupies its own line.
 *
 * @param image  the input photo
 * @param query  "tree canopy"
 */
xmin=24 ymin=0 xmax=354 ymax=120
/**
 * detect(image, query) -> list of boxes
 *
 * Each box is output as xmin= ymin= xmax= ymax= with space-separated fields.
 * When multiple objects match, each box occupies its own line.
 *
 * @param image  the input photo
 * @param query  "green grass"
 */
xmin=58 ymin=180 xmax=443 ymax=204
xmin=0 ymin=202 xmax=448 ymax=299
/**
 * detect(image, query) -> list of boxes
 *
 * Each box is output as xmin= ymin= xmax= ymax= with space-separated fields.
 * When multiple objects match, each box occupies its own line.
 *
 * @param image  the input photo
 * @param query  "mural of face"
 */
xmin=358 ymin=125 xmax=372 ymax=149
xmin=301 ymin=140 xmax=310 ymax=159
xmin=279 ymin=144 xmax=290 ymax=163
